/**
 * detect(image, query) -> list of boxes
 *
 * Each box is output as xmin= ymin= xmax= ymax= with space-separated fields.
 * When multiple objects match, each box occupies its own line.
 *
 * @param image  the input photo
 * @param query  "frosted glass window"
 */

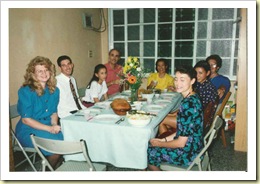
xmin=196 ymin=41 xmax=206 ymax=57
xmin=175 ymin=23 xmax=194 ymax=39
xmin=144 ymin=42 xmax=155 ymax=57
xmin=158 ymin=8 xmax=172 ymax=22
xmin=113 ymin=27 xmax=124 ymax=41
xmin=218 ymin=59 xmax=230 ymax=76
xmin=158 ymin=24 xmax=172 ymax=40
xmin=175 ymin=41 xmax=194 ymax=57
xmin=197 ymin=22 xmax=207 ymax=39
xmin=113 ymin=10 xmax=124 ymax=25
xmin=144 ymin=8 xmax=155 ymax=23
xmin=128 ymin=42 xmax=139 ymax=56
xmin=143 ymin=59 xmax=155 ymax=72
xmin=158 ymin=42 xmax=172 ymax=57
xmin=211 ymin=40 xmax=232 ymax=57
xmin=127 ymin=9 xmax=139 ymax=24
xmin=212 ymin=8 xmax=234 ymax=19
xmin=144 ymin=25 xmax=155 ymax=40
xmin=212 ymin=21 xmax=233 ymax=39
xmin=176 ymin=8 xmax=195 ymax=21
xmin=198 ymin=8 xmax=208 ymax=20
xmin=128 ymin=26 xmax=139 ymax=40
xmin=174 ymin=59 xmax=193 ymax=69
xmin=114 ymin=43 xmax=125 ymax=57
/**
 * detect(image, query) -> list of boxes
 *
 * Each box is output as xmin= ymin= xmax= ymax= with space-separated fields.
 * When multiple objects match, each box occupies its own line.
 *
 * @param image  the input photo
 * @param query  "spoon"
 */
xmin=115 ymin=117 xmax=125 ymax=124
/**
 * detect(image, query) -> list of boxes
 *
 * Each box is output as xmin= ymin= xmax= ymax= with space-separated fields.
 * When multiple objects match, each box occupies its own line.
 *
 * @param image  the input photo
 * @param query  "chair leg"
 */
xmin=221 ymin=127 xmax=227 ymax=148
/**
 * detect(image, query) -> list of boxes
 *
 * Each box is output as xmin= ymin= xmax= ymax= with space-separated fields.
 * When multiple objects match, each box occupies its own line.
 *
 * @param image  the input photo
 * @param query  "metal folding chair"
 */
xmin=30 ymin=134 xmax=107 ymax=171
xmin=160 ymin=115 xmax=223 ymax=171
xmin=9 ymin=104 xmax=37 ymax=171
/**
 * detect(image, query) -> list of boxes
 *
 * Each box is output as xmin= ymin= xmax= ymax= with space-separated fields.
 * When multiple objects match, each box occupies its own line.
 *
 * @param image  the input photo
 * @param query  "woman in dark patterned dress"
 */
xmin=147 ymin=66 xmax=204 ymax=171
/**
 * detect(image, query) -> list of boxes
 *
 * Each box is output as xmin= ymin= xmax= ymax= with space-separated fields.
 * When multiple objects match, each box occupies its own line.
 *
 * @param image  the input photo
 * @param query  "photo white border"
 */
xmin=1 ymin=0 xmax=256 ymax=181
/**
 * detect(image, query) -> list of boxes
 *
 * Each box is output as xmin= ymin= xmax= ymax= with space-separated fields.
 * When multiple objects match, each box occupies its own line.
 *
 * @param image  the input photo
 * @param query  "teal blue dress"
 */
xmin=15 ymin=86 xmax=63 ymax=156
xmin=148 ymin=93 xmax=204 ymax=167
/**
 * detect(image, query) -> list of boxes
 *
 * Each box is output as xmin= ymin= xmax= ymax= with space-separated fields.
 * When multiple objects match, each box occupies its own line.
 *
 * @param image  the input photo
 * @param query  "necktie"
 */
xmin=69 ymin=79 xmax=82 ymax=110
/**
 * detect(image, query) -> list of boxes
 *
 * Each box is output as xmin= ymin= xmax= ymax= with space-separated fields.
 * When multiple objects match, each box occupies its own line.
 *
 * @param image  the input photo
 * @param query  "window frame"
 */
xmin=108 ymin=8 xmax=239 ymax=81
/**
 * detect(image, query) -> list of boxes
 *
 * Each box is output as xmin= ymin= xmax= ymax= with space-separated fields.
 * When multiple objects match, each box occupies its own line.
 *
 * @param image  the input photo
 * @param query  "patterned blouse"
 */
xmin=147 ymin=93 xmax=204 ymax=167
xmin=195 ymin=79 xmax=218 ymax=109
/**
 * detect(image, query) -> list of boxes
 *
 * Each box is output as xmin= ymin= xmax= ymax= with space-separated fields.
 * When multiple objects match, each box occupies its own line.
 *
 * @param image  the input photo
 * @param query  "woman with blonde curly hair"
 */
xmin=15 ymin=56 xmax=63 ymax=169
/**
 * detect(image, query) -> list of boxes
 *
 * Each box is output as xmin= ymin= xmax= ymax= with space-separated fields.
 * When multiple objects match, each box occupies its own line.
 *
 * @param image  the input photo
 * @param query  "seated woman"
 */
xmin=15 ymin=56 xmax=63 ymax=169
xmin=206 ymin=54 xmax=231 ymax=103
xmin=147 ymin=58 xmax=175 ymax=92
xmin=194 ymin=60 xmax=219 ymax=110
xmin=147 ymin=66 xmax=204 ymax=171
xmin=82 ymin=64 xmax=108 ymax=107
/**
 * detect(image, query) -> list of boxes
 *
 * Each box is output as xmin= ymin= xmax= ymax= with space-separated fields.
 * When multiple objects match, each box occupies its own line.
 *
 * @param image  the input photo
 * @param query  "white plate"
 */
xmin=93 ymin=114 xmax=120 ymax=123
xmin=154 ymin=99 xmax=172 ymax=106
xmin=94 ymin=101 xmax=111 ymax=109
xmin=112 ymin=95 xmax=129 ymax=100
xmin=161 ymin=93 xmax=177 ymax=97
xmin=145 ymin=105 xmax=163 ymax=112
xmin=82 ymin=108 xmax=101 ymax=115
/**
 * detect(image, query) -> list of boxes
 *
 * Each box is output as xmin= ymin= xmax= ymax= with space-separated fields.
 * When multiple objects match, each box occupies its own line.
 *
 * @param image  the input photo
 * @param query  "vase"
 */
xmin=130 ymin=87 xmax=139 ymax=104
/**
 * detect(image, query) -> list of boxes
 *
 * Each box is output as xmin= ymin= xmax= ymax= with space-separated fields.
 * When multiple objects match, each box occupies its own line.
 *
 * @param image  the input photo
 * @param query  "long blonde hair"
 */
xmin=23 ymin=56 xmax=56 ymax=96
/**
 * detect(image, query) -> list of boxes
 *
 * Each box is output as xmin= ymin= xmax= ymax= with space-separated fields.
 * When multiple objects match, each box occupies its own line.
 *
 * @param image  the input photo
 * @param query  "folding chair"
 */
xmin=215 ymin=91 xmax=232 ymax=148
xmin=30 ymin=134 xmax=107 ymax=172
xmin=9 ymin=104 xmax=37 ymax=171
xmin=160 ymin=115 xmax=223 ymax=171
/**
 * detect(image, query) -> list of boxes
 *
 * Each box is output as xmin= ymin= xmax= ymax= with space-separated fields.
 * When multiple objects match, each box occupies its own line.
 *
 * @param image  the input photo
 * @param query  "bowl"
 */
xmin=141 ymin=93 xmax=154 ymax=100
xmin=127 ymin=114 xmax=151 ymax=127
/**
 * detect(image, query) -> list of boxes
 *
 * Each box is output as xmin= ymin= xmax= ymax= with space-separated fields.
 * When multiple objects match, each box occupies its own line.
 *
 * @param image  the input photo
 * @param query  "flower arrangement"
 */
xmin=122 ymin=56 xmax=146 ymax=89
xmin=118 ymin=56 xmax=148 ymax=103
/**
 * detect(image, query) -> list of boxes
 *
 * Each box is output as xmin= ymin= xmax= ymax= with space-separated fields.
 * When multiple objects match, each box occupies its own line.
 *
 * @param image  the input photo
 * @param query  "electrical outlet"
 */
xmin=84 ymin=15 xmax=92 ymax=27
xmin=88 ymin=50 xmax=93 ymax=58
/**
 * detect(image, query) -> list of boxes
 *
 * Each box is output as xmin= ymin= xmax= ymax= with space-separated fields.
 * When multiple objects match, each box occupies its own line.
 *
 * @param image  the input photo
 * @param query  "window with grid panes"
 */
xmin=109 ymin=8 xmax=240 ymax=80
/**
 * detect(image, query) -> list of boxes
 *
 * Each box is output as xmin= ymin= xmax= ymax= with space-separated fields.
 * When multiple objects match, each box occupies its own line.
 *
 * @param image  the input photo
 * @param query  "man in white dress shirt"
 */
xmin=56 ymin=55 xmax=85 ymax=118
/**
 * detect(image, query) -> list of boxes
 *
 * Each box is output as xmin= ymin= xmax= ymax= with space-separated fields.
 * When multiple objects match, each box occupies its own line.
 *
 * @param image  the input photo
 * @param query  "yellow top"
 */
xmin=147 ymin=73 xmax=174 ymax=91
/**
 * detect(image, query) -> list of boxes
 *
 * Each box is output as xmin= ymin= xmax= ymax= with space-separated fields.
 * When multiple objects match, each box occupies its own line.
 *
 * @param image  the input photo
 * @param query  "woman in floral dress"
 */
xmin=147 ymin=66 xmax=204 ymax=170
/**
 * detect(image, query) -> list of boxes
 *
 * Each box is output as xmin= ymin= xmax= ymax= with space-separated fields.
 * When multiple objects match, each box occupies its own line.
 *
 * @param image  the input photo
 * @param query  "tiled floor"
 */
xmin=13 ymin=130 xmax=247 ymax=172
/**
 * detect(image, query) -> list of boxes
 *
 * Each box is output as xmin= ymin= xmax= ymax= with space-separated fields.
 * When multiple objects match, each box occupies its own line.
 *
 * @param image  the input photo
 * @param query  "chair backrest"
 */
xmin=215 ymin=91 xmax=232 ymax=117
xmin=30 ymin=134 xmax=95 ymax=171
xmin=187 ymin=115 xmax=223 ymax=170
xmin=203 ymin=99 xmax=219 ymax=134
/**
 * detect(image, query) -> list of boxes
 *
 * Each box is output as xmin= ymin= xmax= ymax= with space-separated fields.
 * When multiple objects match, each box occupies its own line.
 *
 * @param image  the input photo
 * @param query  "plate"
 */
xmin=82 ymin=108 xmax=101 ymax=115
xmin=154 ymin=99 xmax=171 ymax=106
xmin=94 ymin=101 xmax=111 ymax=109
xmin=93 ymin=114 xmax=120 ymax=123
xmin=145 ymin=105 xmax=163 ymax=112
xmin=161 ymin=93 xmax=177 ymax=98
xmin=112 ymin=95 xmax=129 ymax=100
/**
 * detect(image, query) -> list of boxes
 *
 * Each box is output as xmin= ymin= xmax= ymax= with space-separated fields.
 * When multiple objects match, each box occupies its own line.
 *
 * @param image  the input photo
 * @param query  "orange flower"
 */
xmin=127 ymin=76 xmax=137 ymax=84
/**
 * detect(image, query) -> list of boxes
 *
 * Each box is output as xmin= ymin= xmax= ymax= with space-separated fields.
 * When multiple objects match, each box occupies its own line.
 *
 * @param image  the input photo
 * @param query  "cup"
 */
xmin=147 ymin=98 xmax=152 ymax=104
xmin=133 ymin=101 xmax=142 ymax=110
xmin=155 ymin=94 xmax=160 ymax=99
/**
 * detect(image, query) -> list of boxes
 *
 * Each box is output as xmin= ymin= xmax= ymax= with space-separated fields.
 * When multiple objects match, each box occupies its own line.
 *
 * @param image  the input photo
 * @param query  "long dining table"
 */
xmin=60 ymin=91 xmax=183 ymax=170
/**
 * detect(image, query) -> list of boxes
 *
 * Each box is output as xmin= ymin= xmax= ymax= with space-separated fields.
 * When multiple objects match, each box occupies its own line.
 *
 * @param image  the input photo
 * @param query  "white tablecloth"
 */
xmin=61 ymin=92 xmax=183 ymax=169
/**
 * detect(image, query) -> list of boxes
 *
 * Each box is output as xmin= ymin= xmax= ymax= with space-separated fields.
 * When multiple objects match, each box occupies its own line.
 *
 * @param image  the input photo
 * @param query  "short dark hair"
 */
xmin=194 ymin=60 xmax=210 ymax=72
xmin=155 ymin=58 xmax=169 ymax=73
xmin=206 ymin=54 xmax=222 ymax=68
xmin=175 ymin=65 xmax=197 ymax=90
xmin=57 ymin=55 xmax=72 ymax=67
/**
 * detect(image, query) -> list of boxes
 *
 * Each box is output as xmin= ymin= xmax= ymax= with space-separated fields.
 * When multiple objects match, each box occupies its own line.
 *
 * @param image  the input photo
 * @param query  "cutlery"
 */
xmin=115 ymin=117 xmax=125 ymax=124
xmin=75 ymin=114 xmax=84 ymax=116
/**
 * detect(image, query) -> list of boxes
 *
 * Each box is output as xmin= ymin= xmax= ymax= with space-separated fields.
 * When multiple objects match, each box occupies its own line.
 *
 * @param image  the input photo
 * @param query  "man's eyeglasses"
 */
xmin=210 ymin=64 xmax=217 ymax=68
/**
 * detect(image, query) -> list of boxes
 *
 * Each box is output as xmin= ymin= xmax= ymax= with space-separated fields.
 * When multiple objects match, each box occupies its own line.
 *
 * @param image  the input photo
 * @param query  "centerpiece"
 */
xmin=121 ymin=57 xmax=147 ymax=104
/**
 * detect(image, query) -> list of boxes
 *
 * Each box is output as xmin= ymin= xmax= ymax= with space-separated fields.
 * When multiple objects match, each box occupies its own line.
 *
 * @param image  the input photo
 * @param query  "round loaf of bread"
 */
xmin=110 ymin=98 xmax=131 ymax=115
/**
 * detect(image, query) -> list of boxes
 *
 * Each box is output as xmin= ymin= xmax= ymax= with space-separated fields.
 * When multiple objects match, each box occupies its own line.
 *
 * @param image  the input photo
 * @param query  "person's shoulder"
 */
xmin=165 ymin=73 xmax=174 ymax=79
